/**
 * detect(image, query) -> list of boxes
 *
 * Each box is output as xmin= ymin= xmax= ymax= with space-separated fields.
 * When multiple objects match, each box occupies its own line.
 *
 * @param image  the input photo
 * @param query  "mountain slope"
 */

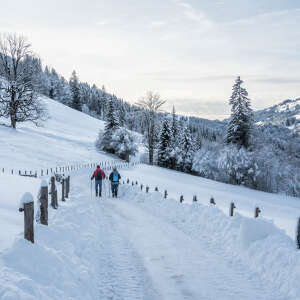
xmin=0 ymin=95 xmax=115 ymax=171
xmin=254 ymin=98 xmax=300 ymax=133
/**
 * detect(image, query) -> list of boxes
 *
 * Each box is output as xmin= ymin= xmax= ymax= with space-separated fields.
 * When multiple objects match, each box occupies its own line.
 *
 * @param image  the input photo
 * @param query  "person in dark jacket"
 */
xmin=109 ymin=167 xmax=121 ymax=198
xmin=91 ymin=165 xmax=106 ymax=197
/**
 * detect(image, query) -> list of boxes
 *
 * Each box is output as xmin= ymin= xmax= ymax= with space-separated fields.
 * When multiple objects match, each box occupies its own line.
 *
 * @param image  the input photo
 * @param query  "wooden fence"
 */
xmin=17 ymin=161 xmax=140 ymax=243
xmin=122 ymin=177 xmax=300 ymax=250
xmin=2 ymin=161 xmax=140 ymax=178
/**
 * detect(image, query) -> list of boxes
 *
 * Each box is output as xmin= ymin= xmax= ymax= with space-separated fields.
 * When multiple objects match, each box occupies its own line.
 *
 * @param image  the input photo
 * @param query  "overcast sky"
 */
xmin=1 ymin=0 xmax=300 ymax=119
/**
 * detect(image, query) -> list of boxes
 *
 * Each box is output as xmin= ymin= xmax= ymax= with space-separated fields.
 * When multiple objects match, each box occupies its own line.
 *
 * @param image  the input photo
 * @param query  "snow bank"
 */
xmin=0 ymin=179 xmax=103 ymax=300
xmin=120 ymin=184 xmax=300 ymax=299
xmin=0 ymin=173 xmax=41 ymax=251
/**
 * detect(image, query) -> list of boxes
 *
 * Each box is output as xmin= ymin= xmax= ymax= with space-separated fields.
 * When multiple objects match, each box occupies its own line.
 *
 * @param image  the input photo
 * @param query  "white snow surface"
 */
xmin=121 ymin=164 xmax=300 ymax=240
xmin=0 ymin=95 xmax=116 ymax=172
xmin=0 ymin=169 xmax=299 ymax=299
xmin=19 ymin=193 xmax=34 ymax=209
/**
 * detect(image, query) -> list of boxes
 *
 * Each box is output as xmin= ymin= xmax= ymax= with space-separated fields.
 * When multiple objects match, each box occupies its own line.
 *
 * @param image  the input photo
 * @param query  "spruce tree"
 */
xmin=69 ymin=70 xmax=81 ymax=111
xmin=178 ymin=126 xmax=195 ymax=173
xmin=170 ymin=106 xmax=179 ymax=169
xmin=226 ymin=76 xmax=253 ymax=148
xmin=171 ymin=105 xmax=178 ymax=139
xmin=102 ymin=97 xmax=119 ymax=153
xmin=158 ymin=118 xmax=172 ymax=168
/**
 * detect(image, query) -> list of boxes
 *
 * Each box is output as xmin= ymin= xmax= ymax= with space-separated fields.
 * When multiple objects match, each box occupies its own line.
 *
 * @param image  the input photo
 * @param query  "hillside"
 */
xmin=0 ymin=95 xmax=116 ymax=171
xmin=254 ymin=98 xmax=300 ymax=133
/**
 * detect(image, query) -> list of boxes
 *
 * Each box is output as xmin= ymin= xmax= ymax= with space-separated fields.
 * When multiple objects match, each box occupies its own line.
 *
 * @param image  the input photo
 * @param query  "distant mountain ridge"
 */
xmin=254 ymin=98 xmax=300 ymax=134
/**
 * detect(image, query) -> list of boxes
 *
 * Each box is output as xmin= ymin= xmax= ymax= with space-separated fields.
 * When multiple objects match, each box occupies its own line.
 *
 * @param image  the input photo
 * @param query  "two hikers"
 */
xmin=91 ymin=165 xmax=105 ymax=197
xmin=91 ymin=165 xmax=121 ymax=198
xmin=109 ymin=167 xmax=121 ymax=198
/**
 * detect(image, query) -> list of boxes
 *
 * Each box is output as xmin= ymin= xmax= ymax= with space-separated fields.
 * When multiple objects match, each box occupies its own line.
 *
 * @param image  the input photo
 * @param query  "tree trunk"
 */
xmin=10 ymin=115 xmax=16 ymax=129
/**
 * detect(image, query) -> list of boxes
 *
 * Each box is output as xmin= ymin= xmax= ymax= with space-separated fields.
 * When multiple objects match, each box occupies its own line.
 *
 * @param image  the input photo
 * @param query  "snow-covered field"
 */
xmin=0 ymin=96 xmax=115 ymax=172
xmin=0 ymin=170 xmax=299 ymax=299
xmin=1 ymin=95 xmax=300 ymax=299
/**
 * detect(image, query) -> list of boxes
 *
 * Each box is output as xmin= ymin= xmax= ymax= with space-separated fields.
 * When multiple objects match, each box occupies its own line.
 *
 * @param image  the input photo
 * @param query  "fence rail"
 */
xmin=2 ymin=160 xmax=141 ymax=179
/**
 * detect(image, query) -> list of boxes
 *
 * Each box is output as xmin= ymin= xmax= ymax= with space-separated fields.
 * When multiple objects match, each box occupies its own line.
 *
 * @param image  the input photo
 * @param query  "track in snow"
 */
xmin=73 ymin=173 xmax=286 ymax=300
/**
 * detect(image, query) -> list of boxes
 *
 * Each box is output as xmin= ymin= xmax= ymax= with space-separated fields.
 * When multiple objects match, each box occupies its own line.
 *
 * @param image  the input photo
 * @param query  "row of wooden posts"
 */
xmin=124 ymin=178 xmax=300 ymax=249
xmin=18 ymin=161 xmax=141 ymax=244
xmin=19 ymin=175 xmax=70 ymax=243
xmin=2 ymin=161 xmax=139 ymax=178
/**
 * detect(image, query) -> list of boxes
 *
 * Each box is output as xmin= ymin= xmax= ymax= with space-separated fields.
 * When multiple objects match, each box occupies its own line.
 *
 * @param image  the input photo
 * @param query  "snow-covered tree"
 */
xmin=99 ymin=97 xmax=120 ymax=153
xmin=69 ymin=70 xmax=81 ymax=111
xmin=158 ymin=118 xmax=172 ymax=168
xmin=226 ymin=76 xmax=253 ymax=149
xmin=136 ymin=91 xmax=165 ymax=165
xmin=0 ymin=33 xmax=47 ymax=128
xmin=177 ymin=126 xmax=195 ymax=172
xmin=110 ymin=128 xmax=138 ymax=161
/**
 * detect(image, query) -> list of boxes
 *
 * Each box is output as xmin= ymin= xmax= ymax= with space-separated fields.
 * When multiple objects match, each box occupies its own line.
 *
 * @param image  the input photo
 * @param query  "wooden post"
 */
xmin=40 ymin=181 xmax=48 ymax=226
xmin=127 ymin=179 xmax=130 ymax=184
xmin=141 ymin=184 xmax=143 ymax=191
xmin=132 ymin=181 xmax=134 ymax=186
xmin=50 ymin=176 xmax=56 ymax=209
xmin=193 ymin=195 xmax=197 ymax=202
xmin=164 ymin=190 xmax=168 ymax=199
xmin=24 ymin=202 xmax=34 ymax=243
xmin=62 ymin=178 xmax=65 ymax=202
xmin=155 ymin=187 xmax=158 ymax=192
xmin=297 ymin=218 xmax=300 ymax=249
xmin=66 ymin=176 xmax=70 ymax=198
xmin=41 ymin=169 xmax=43 ymax=176
xmin=254 ymin=207 xmax=261 ymax=218
xmin=146 ymin=186 xmax=149 ymax=193
xmin=136 ymin=181 xmax=138 ymax=185
xmin=230 ymin=202 xmax=236 ymax=217
xmin=19 ymin=193 xmax=34 ymax=243
xmin=180 ymin=195 xmax=184 ymax=203
xmin=210 ymin=196 xmax=216 ymax=205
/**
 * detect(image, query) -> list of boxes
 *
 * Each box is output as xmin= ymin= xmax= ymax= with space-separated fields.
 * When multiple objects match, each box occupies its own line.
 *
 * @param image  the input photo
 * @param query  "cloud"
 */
xmin=165 ymin=98 xmax=230 ymax=120
xmin=172 ymin=0 xmax=213 ymax=28
xmin=149 ymin=21 xmax=166 ymax=29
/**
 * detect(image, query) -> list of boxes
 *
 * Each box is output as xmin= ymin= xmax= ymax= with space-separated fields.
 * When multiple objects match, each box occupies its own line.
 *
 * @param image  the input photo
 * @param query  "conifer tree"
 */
xmin=158 ymin=118 xmax=172 ymax=168
xmin=226 ymin=76 xmax=253 ymax=148
xmin=178 ymin=126 xmax=195 ymax=173
xmin=69 ymin=70 xmax=81 ymax=111
xmin=101 ymin=96 xmax=120 ymax=153
xmin=169 ymin=106 xmax=179 ymax=169
xmin=171 ymin=105 xmax=178 ymax=139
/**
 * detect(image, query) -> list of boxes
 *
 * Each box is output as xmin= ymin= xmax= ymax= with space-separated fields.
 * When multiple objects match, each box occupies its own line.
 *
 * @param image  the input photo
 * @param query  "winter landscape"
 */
xmin=1 ymin=1 xmax=300 ymax=299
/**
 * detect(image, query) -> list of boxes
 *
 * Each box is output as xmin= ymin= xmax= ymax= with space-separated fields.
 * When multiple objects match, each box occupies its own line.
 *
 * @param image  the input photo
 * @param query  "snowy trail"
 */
xmin=96 ymin=199 xmax=284 ymax=300
xmin=71 ymin=172 xmax=286 ymax=300
xmin=0 ymin=170 xmax=293 ymax=299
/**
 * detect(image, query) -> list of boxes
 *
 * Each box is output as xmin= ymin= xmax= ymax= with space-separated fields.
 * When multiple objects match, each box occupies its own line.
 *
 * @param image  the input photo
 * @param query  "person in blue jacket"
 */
xmin=109 ymin=167 xmax=121 ymax=198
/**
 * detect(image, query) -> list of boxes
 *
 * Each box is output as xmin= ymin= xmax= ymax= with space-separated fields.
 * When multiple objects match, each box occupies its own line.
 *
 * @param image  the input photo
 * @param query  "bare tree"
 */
xmin=0 ymin=33 xmax=47 ymax=128
xmin=136 ymin=91 xmax=166 ymax=165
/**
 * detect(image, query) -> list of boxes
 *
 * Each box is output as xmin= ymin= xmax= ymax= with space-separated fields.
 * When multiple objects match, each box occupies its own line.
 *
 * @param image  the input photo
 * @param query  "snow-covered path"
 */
xmin=73 ymin=172 xmax=286 ymax=300
xmin=1 ymin=170 xmax=295 ymax=299
xmin=98 ymin=200 xmax=283 ymax=300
